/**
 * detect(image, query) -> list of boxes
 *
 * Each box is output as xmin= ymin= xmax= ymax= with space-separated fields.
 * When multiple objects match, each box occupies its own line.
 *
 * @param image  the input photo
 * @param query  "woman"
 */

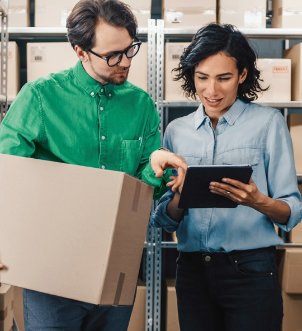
xmin=152 ymin=23 xmax=302 ymax=331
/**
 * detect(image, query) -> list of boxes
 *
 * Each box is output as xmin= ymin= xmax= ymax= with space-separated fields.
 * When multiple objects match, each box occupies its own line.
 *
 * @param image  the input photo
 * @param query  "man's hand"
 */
xmin=150 ymin=149 xmax=187 ymax=192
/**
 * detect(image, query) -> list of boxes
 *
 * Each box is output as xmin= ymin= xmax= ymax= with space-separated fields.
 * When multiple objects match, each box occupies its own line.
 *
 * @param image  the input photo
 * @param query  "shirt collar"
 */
xmin=194 ymin=99 xmax=248 ymax=130
xmin=73 ymin=60 xmax=114 ymax=98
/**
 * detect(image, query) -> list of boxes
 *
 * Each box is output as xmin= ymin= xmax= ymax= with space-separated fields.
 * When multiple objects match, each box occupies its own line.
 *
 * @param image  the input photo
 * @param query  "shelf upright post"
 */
xmin=145 ymin=18 xmax=157 ymax=331
xmin=152 ymin=18 xmax=165 ymax=331
xmin=0 ymin=0 xmax=9 ymax=122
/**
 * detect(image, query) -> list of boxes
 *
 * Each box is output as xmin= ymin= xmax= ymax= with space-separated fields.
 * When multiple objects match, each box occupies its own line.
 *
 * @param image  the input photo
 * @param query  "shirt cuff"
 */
xmin=275 ymin=198 xmax=302 ymax=232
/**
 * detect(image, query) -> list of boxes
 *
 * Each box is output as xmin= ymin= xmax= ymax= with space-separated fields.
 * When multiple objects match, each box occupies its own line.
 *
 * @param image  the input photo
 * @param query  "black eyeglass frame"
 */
xmin=88 ymin=37 xmax=142 ymax=67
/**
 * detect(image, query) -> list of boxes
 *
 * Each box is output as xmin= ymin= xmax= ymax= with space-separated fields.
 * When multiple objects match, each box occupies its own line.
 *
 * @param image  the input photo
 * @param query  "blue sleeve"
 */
xmin=266 ymin=112 xmax=302 ymax=231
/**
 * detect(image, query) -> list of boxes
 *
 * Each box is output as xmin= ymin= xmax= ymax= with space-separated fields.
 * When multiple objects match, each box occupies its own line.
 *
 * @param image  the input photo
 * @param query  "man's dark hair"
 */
xmin=66 ymin=0 xmax=137 ymax=50
xmin=174 ymin=23 xmax=267 ymax=102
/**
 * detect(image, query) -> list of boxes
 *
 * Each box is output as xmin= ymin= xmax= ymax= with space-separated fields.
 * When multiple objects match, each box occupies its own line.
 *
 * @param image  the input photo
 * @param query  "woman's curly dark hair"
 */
xmin=173 ymin=23 xmax=267 ymax=102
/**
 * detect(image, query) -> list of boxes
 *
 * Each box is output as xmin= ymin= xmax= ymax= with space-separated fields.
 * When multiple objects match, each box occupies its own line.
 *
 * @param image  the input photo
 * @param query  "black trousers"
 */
xmin=175 ymin=247 xmax=283 ymax=331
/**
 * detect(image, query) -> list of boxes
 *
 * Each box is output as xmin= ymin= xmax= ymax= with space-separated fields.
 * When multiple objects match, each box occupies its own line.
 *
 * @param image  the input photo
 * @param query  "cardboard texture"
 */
xmin=163 ymin=0 xmax=216 ymax=29
xmin=0 ymin=154 xmax=153 ymax=305
xmin=272 ymin=0 xmax=302 ymax=28
xmin=0 ymin=284 xmax=14 ymax=331
xmin=128 ymin=42 xmax=148 ymax=91
xmin=35 ymin=0 xmax=77 ymax=27
xmin=284 ymin=43 xmax=302 ymax=101
xmin=26 ymin=42 xmax=78 ymax=82
xmin=165 ymin=42 xmax=190 ymax=101
xmin=7 ymin=0 xmax=29 ymax=27
xmin=219 ymin=0 xmax=266 ymax=28
xmin=166 ymin=279 xmax=180 ymax=331
xmin=280 ymin=249 xmax=302 ymax=294
xmin=0 ymin=42 xmax=20 ymax=100
xmin=288 ymin=115 xmax=302 ymax=174
xmin=127 ymin=285 xmax=146 ymax=331
xmin=282 ymin=291 xmax=302 ymax=331
xmin=256 ymin=58 xmax=291 ymax=102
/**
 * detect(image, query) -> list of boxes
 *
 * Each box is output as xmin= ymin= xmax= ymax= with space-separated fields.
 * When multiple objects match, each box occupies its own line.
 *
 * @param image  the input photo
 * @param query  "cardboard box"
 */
xmin=166 ymin=279 xmax=180 ymax=331
xmin=282 ymin=291 xmax=302 ymax=331
xmin=272 ymin=0 xmax=302 ymax=28
xmin=128 ymin=42 xmax=148 ymax=91
xmin=35 ymin=0 xmax=77 ymax=27
xmin=284 ymin=43 xmax=302 ymax=101
xmin=0 ymin=154 xmax=153 ymax=305
xmin=288 ymin=115 xmax=302 ymax=174
xmin=0 ymin=284 xmax=14 ymax=331
xmin=121 ymin=0 xmax=151 ymax=28
xmin=0 ymin=42 xmax=20 ymax=100
xmin=256 ymin=58 xmax=291 ymax=102
xmin=163 ymin=0 xmax=216 ymax=29
xmin=280 ymin=249 xmax=302 ymax=294
xmin=127 ymin=285 xmax=146 ymax=331
xmin=219 ymin=0 xmax=266 ymax=28
xmin=8 ymin=0 xmax=29 ymax=27
xmin=27 ymin=42 xmax=78 ymax=81
xmin=165 ymin=42 xmax=190 ymax=101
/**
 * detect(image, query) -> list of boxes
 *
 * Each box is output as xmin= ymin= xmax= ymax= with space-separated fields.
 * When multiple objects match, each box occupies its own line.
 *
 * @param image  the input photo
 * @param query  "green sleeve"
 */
xmin=0 ymin=83 xmax=44 ymax=157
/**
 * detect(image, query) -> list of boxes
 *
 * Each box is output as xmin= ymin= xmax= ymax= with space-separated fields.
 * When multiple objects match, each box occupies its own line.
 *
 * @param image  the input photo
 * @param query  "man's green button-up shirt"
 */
xmin=0 ymin=61 xmax=166 ymax=194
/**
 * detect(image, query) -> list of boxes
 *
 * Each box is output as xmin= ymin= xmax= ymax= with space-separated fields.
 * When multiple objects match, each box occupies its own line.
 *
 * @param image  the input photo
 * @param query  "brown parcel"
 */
xmin=0 ymin=154 xmax=153 ymax=305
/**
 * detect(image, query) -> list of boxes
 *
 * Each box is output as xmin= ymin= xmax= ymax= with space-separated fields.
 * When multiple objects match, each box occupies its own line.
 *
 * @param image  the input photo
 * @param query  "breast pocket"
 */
xmin=218 ymin=147 xmax=260 ymax=177
xmin=121 ymin=138 xmax=143 ymax=175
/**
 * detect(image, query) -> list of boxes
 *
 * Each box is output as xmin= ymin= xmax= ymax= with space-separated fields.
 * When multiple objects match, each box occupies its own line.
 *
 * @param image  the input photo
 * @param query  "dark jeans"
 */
xmin=23 ymin=289 xmax=133 ymax=331
xmin=176 ymin=247 xmax=283 ymax=331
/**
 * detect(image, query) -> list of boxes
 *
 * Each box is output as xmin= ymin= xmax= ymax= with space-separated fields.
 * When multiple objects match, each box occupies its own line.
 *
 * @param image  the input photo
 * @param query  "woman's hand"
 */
xmin=209 ymin=177 xmax=290 ymax=223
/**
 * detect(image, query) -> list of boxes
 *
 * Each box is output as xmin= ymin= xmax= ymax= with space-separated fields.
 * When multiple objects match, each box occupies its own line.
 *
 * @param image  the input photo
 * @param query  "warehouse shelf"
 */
xmin=163 ymin=28 xmax=302 ymax=39
xmin=7 ymin=27 xmax=148 ymax=38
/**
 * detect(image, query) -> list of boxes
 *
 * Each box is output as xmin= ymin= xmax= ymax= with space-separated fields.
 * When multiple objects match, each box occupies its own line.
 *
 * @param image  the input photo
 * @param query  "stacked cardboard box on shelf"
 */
xmin=219 ymin=0 xmax=266 ymax=28
xmin=164 ymin=42 xmax=190 ymax=101
xmin=256 ymin=58 xmax=291 ymax=102
xmin=0 ymin=154 xmax=153 ymax=306
xmin=166 ymin=279 xmax=180 ymax=331
xmin=272 ymin=0 xmax=302 ymax=28
xmin=26 ymin=42 xmax=78 ymax=81
xmin=127 ymin=284 xmax=146 ymax=331
xmin=163 ymin=0 xmax=216 ymax=29
xmin=120 ymin=0 xmax=151 ymax=29
xmin=35 ymin=0 xmax=77 ymax=27
xmin=279 ymin=248 xmax=302 ymax=331
xmin=8 ymin=0 xmax=29 ymax=27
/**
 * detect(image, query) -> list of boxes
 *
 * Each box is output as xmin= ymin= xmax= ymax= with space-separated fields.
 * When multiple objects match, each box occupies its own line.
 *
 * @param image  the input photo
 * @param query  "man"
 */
xmin=0 ymin=0 xmax=186 ymax=330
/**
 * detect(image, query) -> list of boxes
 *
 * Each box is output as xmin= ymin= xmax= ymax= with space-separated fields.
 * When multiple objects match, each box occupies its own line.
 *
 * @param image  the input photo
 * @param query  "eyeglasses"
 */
xmin=88 ymin=38 xmax=142 ymax=67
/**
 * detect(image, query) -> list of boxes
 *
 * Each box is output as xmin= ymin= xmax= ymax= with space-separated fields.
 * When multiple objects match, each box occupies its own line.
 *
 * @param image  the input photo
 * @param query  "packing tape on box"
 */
xmin=132 ymin=182 xmax=141 ymax=212
xmin=113 ymin=272 xmax=126 ymax=306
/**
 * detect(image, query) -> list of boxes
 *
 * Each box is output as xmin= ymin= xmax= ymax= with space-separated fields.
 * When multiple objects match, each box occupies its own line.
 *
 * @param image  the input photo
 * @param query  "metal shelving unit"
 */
xmin=0 ymin=0 xmax=8 ymax=121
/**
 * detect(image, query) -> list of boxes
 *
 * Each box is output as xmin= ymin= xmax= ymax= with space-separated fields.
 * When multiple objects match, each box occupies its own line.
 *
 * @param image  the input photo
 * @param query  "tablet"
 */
xmin=178 ymin=165 xmax=253 ymax=208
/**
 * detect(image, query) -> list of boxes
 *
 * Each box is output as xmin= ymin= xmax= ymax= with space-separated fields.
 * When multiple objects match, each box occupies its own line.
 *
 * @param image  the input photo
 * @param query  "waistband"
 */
xmin=179 ymin=246 xmax=276 ymax=261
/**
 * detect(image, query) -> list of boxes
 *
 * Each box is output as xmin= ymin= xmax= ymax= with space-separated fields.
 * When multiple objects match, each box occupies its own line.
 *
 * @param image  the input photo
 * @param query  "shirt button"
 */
xmin=101 ymin=135 xmax=106 ymax=140
xmin=100 ymin=89 xmax=104 ymax=93
xmin=90 ymin=92 xmax=95 ymax=97
xmin=204 ymin=255 xmax=211 ymax=262
xmin=108 ymin=93 xmax=112 ymax=97
xmin=100 ymin=107 xmax=104 ymax=111
xmin=101 ymin=165 xmax=106 ymax=169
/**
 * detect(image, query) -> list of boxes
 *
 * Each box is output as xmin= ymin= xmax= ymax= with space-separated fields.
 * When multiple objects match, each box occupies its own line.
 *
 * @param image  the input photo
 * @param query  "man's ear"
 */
xmin=74 ymin=45 xmax=88 ymax=62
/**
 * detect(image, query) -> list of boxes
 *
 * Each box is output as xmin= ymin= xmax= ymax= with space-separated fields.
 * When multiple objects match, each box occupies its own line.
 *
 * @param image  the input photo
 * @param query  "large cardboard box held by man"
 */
xmin=0 ymin=154 xmax=153 ymax=305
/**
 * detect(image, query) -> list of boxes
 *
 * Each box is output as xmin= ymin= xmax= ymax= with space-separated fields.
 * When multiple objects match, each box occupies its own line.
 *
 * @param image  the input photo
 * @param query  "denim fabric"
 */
xmin=152 ymin=99 xmax=302 ymax=252
xmin=175 ymin=247 xmax=283 ymax=331
xmin=23 ymin=290 xmax=133 ymax=331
